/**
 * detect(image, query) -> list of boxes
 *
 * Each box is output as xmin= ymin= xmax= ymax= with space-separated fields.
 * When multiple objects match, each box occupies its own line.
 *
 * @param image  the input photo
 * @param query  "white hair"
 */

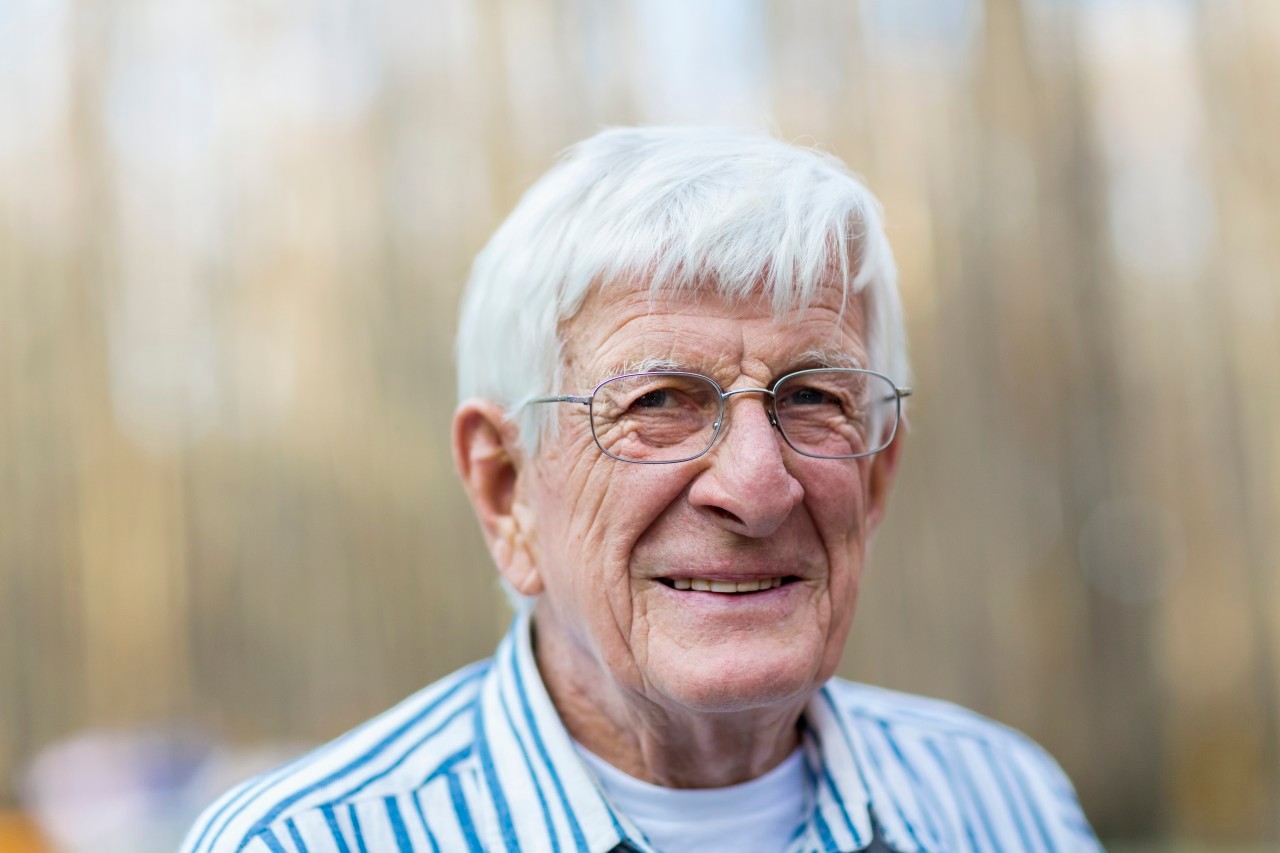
xmin=456 ymin=125 xmax=908 ymax=449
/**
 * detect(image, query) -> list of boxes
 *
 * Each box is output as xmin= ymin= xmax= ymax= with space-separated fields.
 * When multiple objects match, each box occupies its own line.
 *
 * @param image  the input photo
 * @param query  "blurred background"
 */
xmin=1 ymin=0 xmax=1277 ymax=849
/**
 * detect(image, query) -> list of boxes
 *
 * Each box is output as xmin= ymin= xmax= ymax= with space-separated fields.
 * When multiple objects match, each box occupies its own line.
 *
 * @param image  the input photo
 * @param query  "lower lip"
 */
xmin=653 ymin=580 xmax=801 ymax=615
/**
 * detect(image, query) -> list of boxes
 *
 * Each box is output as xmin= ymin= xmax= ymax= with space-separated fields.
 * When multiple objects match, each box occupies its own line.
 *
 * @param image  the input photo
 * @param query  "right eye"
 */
xmin=631 ymin=389 xmax=672 ymax=409
xmin=778 ymin=384 xmax=838 ymax=408
xmin=594 ymin=373 xmax=718 ymax=421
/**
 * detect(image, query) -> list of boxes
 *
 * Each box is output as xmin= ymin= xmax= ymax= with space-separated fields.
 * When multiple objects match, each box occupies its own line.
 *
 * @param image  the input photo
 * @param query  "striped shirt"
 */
xmin=181 ymin=611 xmax=1101 ymax=852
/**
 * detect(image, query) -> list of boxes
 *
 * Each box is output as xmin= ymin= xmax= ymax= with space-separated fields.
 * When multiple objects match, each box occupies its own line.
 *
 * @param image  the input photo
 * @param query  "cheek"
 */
xmin=531 ymin=453 xmax=689 ymax=590
xmin=801 ymin=460 xmax=872 ymax=548
xmin=530 ymin=425 xmax=606 ymax=542
xmin=529 ymin=461 xmax=694 ymax=676
xmin=808 ymin=470 xmax=871 ymax=648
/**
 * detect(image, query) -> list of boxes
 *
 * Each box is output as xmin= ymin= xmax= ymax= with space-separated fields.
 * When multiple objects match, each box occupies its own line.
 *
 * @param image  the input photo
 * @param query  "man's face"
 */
xmin=515 ymin=283 xmax=902 ymax=715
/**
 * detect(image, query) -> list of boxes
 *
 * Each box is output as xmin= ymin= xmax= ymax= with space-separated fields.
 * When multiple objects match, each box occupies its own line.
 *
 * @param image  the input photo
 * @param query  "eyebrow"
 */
xmin=792 ymin=348 xmax=865 ymax=370
xmin=600 ymin=356 xmax=684 ymax=378
xmin=599 ymin=348 xmax=865 ymax=381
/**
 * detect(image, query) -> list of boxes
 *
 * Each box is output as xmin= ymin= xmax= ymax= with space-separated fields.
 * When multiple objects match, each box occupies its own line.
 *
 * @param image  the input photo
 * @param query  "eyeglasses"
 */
xmin=527 ymin=369 xmax=911 ymax=464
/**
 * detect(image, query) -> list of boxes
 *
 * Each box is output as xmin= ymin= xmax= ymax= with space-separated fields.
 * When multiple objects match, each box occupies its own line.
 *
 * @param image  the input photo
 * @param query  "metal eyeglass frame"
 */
xmin=527 ymin=368 xmax=912 ymax=464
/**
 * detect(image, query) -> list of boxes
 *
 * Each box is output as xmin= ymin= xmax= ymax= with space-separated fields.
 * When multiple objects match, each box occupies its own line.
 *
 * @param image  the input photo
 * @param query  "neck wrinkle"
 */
xmin=532 ymin=609 xmax=809 ymax=789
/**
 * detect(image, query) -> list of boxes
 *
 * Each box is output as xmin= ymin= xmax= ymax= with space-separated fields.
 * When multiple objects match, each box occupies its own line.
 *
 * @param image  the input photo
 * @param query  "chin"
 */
xmin=651 ymin=647 xmax=823 ymax=714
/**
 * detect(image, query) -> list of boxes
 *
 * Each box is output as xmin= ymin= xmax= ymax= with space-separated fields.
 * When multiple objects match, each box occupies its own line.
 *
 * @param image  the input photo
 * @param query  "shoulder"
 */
xmin=180 ymin=659 xmax=491 ymax=853
xmin=822 ymin=678 xmax=1037 ymax=742
xmin=819 ymin=679 xmax=1101 ymax=850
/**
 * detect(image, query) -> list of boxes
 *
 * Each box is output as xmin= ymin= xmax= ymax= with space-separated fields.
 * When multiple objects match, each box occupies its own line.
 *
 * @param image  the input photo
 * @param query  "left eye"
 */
xmin=783 ymin=386 xmax=834 ymax=406
xmin=631 ymin=389 xmax=671 ymax=409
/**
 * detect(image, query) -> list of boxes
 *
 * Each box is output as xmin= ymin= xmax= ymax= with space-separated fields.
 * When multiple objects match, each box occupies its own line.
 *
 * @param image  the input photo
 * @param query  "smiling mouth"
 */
xmin=656 ymin=577 xmax=801 ymax=594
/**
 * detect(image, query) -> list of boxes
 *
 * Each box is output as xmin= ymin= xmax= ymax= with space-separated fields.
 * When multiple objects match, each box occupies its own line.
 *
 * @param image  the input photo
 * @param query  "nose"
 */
xmin=686 ymin=392 xmax=805 ymax=538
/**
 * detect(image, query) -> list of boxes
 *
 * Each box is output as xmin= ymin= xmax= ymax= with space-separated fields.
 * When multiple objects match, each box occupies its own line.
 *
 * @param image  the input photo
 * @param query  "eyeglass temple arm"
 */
xmin=527 ymin=395 xmax=591 ymax=406
xmin=879 ymin=387 xmax=912 ymax=403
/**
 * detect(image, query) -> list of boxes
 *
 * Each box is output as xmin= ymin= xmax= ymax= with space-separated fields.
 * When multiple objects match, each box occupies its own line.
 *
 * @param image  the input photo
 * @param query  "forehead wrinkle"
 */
xmin=592 ymin=325 xmax=741 ymax=383
xmin=565 ymin=283 xmax=869 ymax=387
xmin=594 ymin=332 xmax=866 ymax=388
xmin=566 ymin=309 xmax=717 ymax=384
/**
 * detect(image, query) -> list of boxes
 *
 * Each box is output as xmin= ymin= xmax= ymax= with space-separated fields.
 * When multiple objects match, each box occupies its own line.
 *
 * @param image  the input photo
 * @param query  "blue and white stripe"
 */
xmin=182 ymin=612 xmax=1100 ymax=852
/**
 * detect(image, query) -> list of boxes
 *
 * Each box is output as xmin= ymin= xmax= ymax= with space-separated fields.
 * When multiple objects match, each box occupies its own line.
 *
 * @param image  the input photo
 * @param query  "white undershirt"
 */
xmin=575 ymin=745 xmax=809 ymax=853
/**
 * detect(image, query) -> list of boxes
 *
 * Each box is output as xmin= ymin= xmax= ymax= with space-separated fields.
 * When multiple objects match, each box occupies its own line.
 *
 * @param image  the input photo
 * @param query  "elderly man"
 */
xmin=184 ymin=127 xmax=1100 ymax=852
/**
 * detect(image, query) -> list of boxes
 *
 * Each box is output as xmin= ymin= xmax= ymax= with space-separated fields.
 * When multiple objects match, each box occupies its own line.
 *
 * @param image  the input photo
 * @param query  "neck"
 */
xmin=533 ymin=614 xmax=808 ymax=789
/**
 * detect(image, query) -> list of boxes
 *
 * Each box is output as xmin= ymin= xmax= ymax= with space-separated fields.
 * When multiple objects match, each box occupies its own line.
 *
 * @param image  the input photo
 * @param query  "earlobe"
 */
xmin=452 ymin=401 xmax=543 ymax=596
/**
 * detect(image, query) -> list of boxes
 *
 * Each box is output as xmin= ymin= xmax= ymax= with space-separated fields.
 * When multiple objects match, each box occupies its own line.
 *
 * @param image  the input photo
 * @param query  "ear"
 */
xmin=865 ymin=411 xmax=907 ymax=533
xmin=452 ymin=400 xmax=544 ymax=596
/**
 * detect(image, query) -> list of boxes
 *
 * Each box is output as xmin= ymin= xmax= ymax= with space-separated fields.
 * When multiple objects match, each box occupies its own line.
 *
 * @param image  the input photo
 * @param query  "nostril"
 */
xmin=711 ymin=506 xmax=744 ymax=526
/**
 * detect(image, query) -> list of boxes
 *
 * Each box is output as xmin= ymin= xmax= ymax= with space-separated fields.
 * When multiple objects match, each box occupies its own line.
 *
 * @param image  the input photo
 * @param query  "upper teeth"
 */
xmin=672 ymin=578 xmax=783 ymax=593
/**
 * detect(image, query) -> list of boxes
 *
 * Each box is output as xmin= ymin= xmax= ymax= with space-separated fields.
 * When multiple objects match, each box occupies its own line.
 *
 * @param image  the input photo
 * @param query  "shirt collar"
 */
xmin=475 ymin=609 xmax=641 ymax=852
xmin=801 ymin=685 xmax=879 ymax=851
xmin=475 ymin=611 xmax=882 ymax=853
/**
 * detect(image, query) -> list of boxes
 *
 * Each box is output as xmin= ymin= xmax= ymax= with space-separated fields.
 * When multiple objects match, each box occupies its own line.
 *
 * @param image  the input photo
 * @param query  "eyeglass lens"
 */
xmin=589 ymin=371 xmax=898 ymax=463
